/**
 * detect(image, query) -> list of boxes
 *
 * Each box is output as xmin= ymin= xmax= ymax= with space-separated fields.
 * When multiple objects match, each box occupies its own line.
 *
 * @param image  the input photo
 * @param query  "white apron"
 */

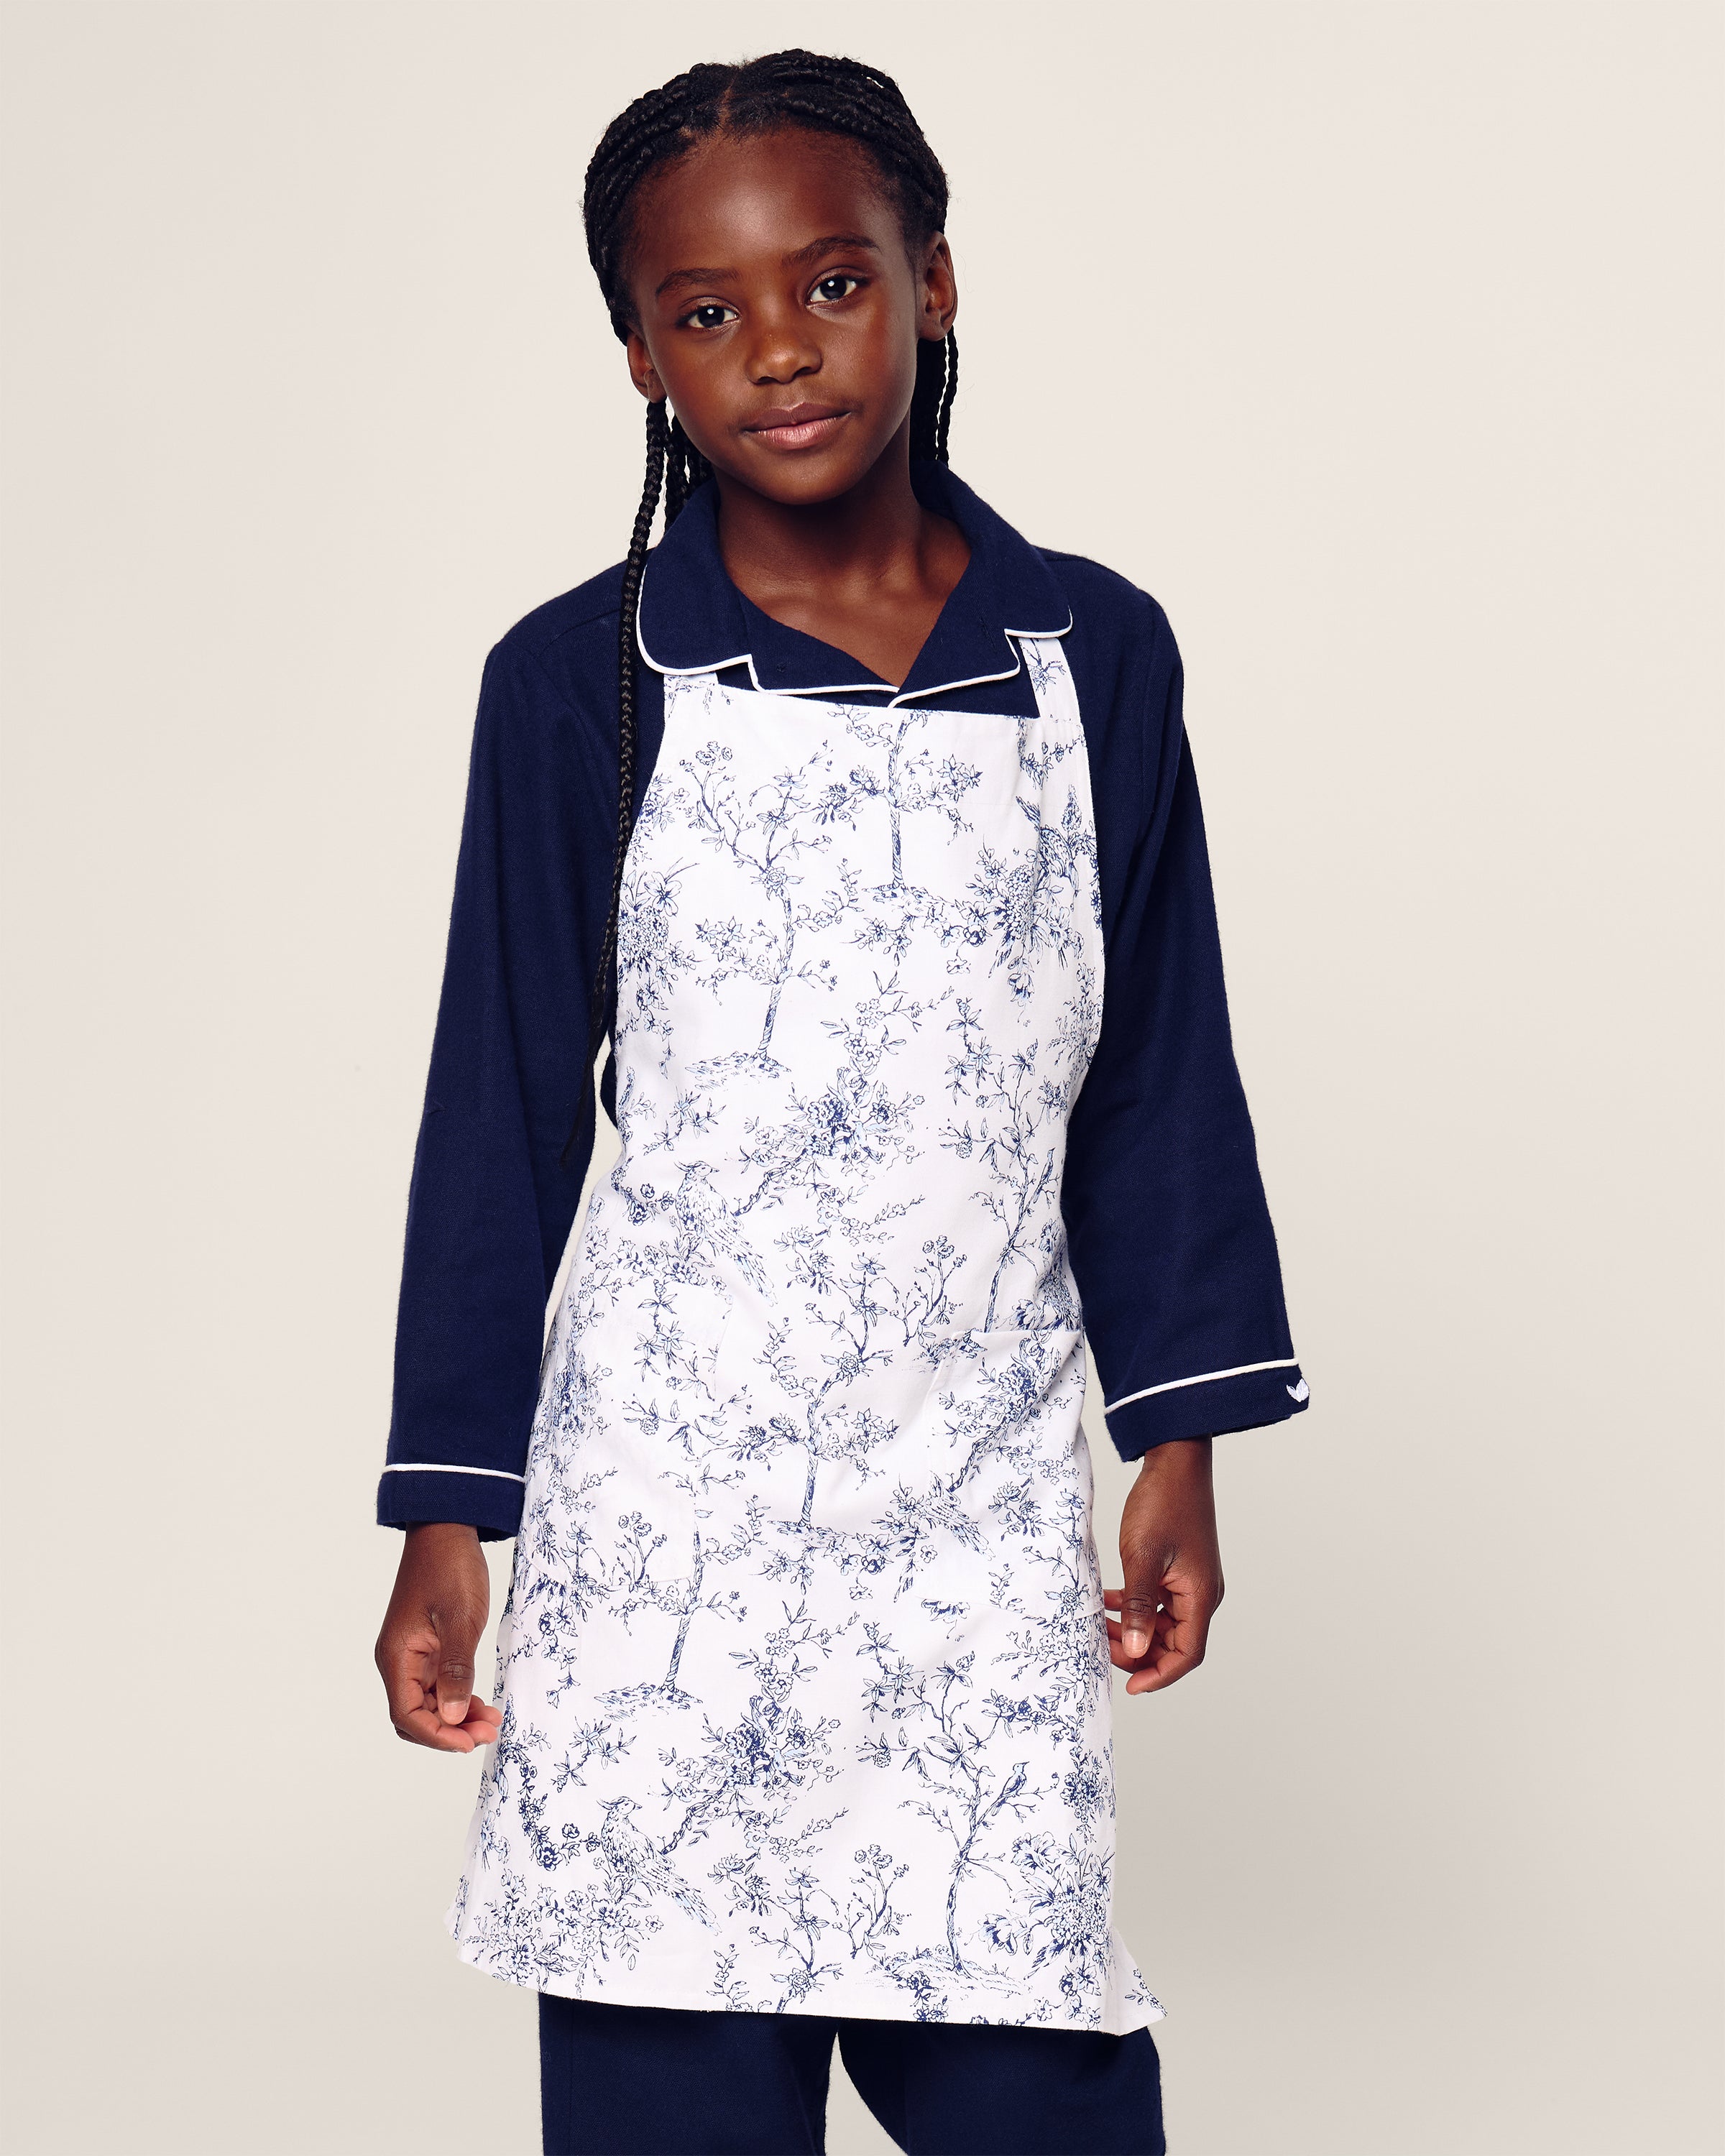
xmin=448 ymin=636 xmax=1162 ymax=2032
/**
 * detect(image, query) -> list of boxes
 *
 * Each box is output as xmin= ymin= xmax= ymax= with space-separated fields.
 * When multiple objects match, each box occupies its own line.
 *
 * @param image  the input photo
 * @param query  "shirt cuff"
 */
xmin=1101 ymin=1359 xmax=1310 ymax=1461
xmin=376 ymin=1463 xmax=525 ymax=1541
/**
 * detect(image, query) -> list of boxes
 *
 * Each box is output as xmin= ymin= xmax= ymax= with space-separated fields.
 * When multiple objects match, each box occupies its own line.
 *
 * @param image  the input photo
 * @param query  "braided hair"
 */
xmin=562 ymin=51 xmax=957 ymax=1158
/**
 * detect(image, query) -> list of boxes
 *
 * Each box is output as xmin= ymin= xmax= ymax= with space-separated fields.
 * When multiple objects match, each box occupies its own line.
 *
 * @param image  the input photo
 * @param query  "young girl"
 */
xmin=374 ymin=50 xmax=1305 ymax=2156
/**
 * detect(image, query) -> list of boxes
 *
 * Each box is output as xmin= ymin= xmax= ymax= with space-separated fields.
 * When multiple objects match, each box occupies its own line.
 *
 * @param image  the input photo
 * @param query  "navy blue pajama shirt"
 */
xmin=378 ymin=462 xmax=1305 ymax=2030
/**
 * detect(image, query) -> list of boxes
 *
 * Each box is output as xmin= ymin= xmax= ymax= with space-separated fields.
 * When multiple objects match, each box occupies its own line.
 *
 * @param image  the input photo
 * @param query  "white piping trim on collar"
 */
xmin=885 ymin=617 xmax=1074 ymax=709
xmin=635 ymin=555 xmax=1073 ymax=701
xmin=633 ymin=556 xmax=751 ymax=679
xmin=889 ymin=653 xmax=1019 ymax=708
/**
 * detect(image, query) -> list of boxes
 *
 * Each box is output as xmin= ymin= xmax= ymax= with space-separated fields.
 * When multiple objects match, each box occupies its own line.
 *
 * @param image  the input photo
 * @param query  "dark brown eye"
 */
xmin=681 ymin=303 xmax=737 ymax=331
xmin=810 ymin=275 xmax=861 ymax=307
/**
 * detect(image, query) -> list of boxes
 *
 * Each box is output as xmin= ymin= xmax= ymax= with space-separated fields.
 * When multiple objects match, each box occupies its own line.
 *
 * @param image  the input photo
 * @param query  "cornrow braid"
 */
xmin=914 ymin=323 xmax=959 ymax=464
xmin=663 ymin=413 xmax=712 ymax=525
xmin=560 ymin=395 xmax=667 ymax=1161
xmin=564 ymin=50 xmax=957 ymax=1158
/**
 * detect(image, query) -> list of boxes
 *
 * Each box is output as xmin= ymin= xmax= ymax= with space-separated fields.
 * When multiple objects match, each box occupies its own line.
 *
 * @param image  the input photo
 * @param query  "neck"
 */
xmin=711 ymin=423 xmax=934 ymax=608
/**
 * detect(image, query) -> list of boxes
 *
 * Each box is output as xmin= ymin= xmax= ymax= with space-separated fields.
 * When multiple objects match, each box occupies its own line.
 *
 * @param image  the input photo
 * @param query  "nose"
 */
xmin=743 ymin=301 xmax=821 ymax=387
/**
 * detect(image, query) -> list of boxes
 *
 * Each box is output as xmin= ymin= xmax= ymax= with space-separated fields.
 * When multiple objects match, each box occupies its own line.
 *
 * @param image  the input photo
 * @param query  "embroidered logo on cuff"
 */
xmin=1286 ymin=1378 xmax=1310 ymax=1403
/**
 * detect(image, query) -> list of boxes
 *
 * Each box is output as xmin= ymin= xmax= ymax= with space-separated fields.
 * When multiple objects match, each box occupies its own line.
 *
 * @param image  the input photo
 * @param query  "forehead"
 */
xmin=626 ymin=128 xmax=905 ymax=284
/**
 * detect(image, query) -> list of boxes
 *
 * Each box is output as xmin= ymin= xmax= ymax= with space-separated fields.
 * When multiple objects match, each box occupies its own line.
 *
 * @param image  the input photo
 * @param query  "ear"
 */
xmin=917 ymin=234 xmax=958 ymax=343
xmin=625 ymin=329 xmax=665 ymax=401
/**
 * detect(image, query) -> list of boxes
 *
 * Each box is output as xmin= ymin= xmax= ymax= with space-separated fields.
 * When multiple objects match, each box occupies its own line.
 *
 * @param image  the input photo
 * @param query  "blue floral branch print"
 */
xmin=679 ymin=741 xmax=862 ymax=1068
xmin=841 ymin=710 xmax=981 ymax=890
xmin=448 ymin=645 xmax=1159 ymax=2033
xmin=617 ymin=857 xmax=696 ymax=1074
xmin=855 ymin=1626 xmax=1054 ymax=1971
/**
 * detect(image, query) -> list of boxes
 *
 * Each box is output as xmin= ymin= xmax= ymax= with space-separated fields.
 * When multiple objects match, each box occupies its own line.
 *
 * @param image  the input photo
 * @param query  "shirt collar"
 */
xmin=635 ymin=461 xmax=1071 ymax=706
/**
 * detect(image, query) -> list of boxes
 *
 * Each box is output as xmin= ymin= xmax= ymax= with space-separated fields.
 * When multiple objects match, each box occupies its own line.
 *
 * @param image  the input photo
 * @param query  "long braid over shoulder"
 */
xmin=563 ymin=52 xmax=957 ymax=1156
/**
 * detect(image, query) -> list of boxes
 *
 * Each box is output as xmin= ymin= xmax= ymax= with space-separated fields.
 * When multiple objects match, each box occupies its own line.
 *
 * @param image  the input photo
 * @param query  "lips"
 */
xmin=742 ymin=403 xmax=850 ymax=451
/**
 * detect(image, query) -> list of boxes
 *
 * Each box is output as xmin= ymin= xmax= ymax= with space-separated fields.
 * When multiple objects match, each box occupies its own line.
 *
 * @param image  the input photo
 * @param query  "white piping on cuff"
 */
xmin=1105 ymin=1357 xmax=1301 ymax=1414
xmin=380 ymin=1462 xmax=527 ymax=1483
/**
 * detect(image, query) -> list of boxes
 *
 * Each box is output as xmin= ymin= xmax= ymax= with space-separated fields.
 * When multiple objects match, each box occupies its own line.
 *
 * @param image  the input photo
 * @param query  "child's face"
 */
xmin=621 ymin=127 xmax=957 ymax=506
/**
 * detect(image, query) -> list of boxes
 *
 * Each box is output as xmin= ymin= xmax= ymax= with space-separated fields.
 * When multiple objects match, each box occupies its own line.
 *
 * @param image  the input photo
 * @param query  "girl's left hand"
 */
xmin=1105 ymin=1436 xmax=1224 ymax=1696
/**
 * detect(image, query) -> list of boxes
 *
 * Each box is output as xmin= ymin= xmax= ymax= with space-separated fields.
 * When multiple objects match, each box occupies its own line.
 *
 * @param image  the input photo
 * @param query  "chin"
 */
xmin=737 ymin=452 xmax=883 ymax=506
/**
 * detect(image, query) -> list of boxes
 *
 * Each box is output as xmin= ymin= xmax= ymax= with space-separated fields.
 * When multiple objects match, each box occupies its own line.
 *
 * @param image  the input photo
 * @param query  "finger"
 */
xmin=431 ymin=1604 xmax=485 ymax=1727
xmin=1113 ymin=1525 xmax=1170 ymax=1662
xmin=1106 ymin=1611 xmax=1170 ymax=1674
xmin=431 ymin=1697 xmax=500 ymax=1746
xmin=380 ymin=1639 xmax=435 ymax=1736
xmin=387 ymin=1683 xmax=500 ymax=1751
xmin=1115 ymin=1590 xmax=1162 ymax=1664
xmin=441 ymin=1695 xmax=502 ymax=1743
xmin=1105 ymin=1577 xmax=1165 ymax=1669
xmin=1126 ymin=1577 xmax=1219 ymax=1694
xmin=393 ymin=1702 xmax=484 ymax=1751
xmin=1126 ymin=1630 xmax=1199 ymax=1693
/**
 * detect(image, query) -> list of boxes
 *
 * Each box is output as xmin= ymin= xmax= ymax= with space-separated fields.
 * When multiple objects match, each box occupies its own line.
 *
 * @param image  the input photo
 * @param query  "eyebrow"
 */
xmin=782 ymin=231 xmax=881 ymax=268
xmin=653 ymin=232 xmax=881 ymax=299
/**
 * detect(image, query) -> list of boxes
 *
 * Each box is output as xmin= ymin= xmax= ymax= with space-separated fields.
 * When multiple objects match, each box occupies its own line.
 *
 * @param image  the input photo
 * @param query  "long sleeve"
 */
xmin=377 ymin=621 xmax=620 ymax=1539
xmin=1062 ymin=607 xmax=1307 ymax=1460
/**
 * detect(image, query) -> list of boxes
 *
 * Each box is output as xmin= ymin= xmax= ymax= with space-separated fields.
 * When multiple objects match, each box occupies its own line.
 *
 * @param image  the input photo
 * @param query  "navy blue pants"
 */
xmin=539 ymin=1994 xmax=1166 ymax=2155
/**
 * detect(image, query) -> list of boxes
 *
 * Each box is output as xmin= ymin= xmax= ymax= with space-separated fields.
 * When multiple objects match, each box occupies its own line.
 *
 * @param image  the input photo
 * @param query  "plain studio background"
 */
xmin=2 ymin=3 xmax=1720 ymax=2151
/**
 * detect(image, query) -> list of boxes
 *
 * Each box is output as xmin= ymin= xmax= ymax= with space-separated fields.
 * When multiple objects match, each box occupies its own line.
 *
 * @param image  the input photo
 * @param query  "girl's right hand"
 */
xmin=374 ymin=1521 xmax=503 ymax=1751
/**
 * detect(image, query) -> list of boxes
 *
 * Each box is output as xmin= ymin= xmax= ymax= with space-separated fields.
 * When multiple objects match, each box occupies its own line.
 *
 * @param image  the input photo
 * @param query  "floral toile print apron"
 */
xmin=448 ymin=635 xmax=1162 ymax=2032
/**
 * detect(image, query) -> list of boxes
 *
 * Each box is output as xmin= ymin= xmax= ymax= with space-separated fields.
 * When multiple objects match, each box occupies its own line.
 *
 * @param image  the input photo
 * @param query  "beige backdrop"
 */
xmin=2 ymin=4 xmax=1720 ymax=2152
